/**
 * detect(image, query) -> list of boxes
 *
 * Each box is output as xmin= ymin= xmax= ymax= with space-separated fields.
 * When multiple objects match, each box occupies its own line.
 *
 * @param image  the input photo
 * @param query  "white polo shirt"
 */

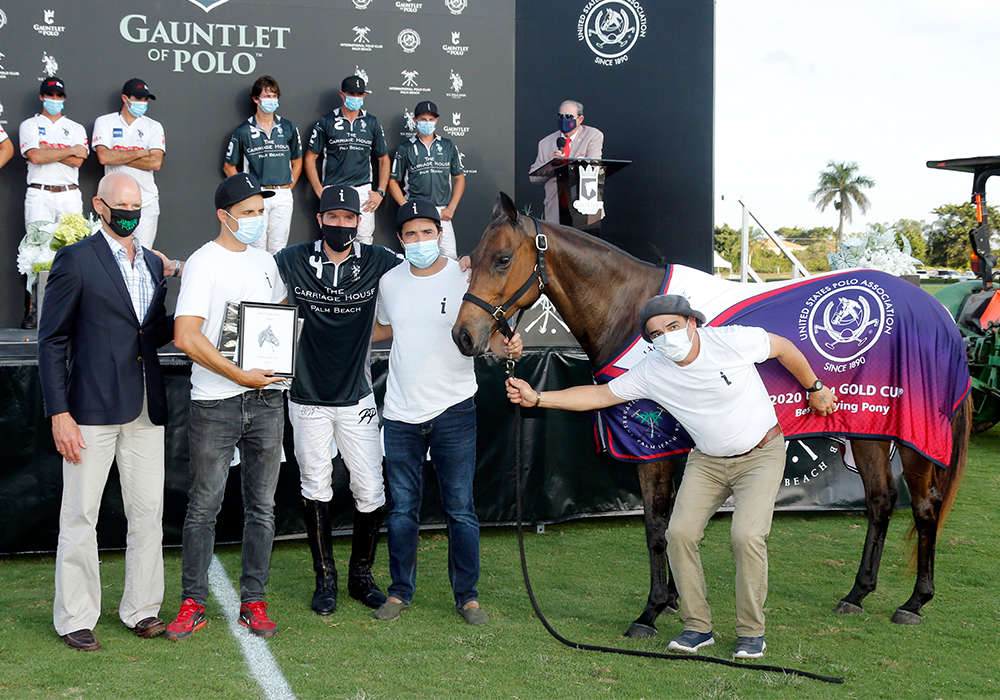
xmin=92 ymin=112 xmax=165 ymax=203
xmin=0 ymin=125 xmax=8 ymax=144
xmin=18 ymin=113 xmax=89 ymax=186
xmin=608 ymin=325 xmax=778 ymax=457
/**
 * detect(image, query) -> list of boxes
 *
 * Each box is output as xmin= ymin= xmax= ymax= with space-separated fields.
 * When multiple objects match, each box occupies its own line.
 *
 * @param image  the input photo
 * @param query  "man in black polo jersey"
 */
xmin=388 ymin=100 xmax=465 ymax=259
xmin=304 ymin=75 xmax=389 ymax=246
xmin=224 ymin=75 xmax=302 ymax=254
xmin=273 ymin=185 xmax=400 ymax=615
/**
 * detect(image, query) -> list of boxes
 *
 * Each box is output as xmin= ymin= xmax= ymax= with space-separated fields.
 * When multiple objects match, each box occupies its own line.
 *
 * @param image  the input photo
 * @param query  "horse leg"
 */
xmin=624 ymin=457 xmax=680 ymax=639
xmin=835 ymin=440 xmax=896 ymax=615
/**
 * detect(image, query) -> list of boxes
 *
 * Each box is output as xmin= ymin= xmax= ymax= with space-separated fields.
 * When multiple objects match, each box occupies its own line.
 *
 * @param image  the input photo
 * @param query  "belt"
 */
xmin=730 ymin=423 xmax=782 ymax=458
xmin=262 ymin=184 xmax=292 ymax=189
xmin=28 ymin=183 xmax=79 ymax=192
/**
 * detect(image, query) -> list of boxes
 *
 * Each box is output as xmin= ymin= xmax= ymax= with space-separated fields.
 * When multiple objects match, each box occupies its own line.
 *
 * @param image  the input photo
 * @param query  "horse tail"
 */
xmin=937 ymin=393 xmax=971 ymax=531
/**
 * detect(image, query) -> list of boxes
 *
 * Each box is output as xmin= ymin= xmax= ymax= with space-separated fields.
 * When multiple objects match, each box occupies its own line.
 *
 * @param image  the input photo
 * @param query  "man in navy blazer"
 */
xmin=39 ymin=172 xmax=174 ymax=651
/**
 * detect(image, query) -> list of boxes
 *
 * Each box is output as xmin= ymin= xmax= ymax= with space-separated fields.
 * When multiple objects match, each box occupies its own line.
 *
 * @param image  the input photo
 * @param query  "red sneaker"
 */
xmin=165 ymin=598 xmax=207 ymax=641
xmin=239 ymin=601 xmax=277 ymax=638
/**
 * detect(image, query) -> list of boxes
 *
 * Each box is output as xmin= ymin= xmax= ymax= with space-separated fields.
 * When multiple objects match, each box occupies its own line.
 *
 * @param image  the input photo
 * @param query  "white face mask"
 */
xmin=651 ymin=325 xmax=693 ymax=362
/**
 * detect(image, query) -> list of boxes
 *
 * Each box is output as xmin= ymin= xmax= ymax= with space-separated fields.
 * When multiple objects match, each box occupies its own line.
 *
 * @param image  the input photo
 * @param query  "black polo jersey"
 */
xmin=273 ymin=239 xmax=401 ymax=406
xmin=307 ymin=107 xmax=388 ymax=187
xmin=225 ymin=115 xmax=302 ymax=187
xmin=390 ymin=134 xmax=464 ymax=206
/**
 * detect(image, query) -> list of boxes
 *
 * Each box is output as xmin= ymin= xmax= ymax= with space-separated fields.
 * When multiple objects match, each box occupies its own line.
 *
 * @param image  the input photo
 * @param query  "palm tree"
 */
xmin=810 ymin=161 xmax=875 ymax=244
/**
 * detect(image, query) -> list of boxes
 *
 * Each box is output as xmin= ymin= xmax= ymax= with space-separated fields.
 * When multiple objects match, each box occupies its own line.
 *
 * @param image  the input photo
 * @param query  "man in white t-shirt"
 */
xmin=0 ymin=123 xmax=14 ymax=169
xmin=507 ymin=294 xmax=837 ymax=659
xmin=165 ymin=173 xmax=287 ymax=642
xmin=93 ymin=78 xmax=166 ymax=248
xmin=372 ymin=200 xmax=522 ymax=625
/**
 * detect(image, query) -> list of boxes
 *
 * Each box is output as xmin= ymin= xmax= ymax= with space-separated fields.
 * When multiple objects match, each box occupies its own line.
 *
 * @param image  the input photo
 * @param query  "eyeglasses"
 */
xmin=557 ymin=113 xmax=579 ymax=120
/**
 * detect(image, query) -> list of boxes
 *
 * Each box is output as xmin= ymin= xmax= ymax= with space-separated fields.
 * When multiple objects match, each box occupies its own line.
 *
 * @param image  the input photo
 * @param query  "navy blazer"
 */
xmin=38 ymin=231 xmax=174 ymax=426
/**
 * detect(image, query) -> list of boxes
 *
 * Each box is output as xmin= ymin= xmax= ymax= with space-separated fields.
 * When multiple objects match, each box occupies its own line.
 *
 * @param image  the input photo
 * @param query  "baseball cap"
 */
xmin=638 ymin=294 xmax=706 ymax=342
xmin=319 ymin=185 xmax=361 ymax=214
xmin=396 ymin=199 xmax=441 ymax=230
xmin=413 ymin=100 xmax=439 ymax=118
xmin=214 ymin=172 xmax=274 ymax=211
xmin=39 ymin=77 xmax=66 ymax=96
xmin=121 ymin=78 xmax=156 ymax=100
xmin=340 ymin=75 xmax=369 ymax=94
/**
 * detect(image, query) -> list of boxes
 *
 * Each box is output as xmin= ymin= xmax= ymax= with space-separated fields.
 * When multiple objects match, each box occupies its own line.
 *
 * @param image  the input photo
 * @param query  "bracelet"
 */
xmin=374 ymin=189 xmax=385 ymax=197
xmin=533 ymin=392 xmax=542 ymax=408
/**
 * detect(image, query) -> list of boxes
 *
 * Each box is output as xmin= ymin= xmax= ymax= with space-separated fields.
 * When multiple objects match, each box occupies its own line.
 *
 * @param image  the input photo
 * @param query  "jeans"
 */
xmin=182 ymin=389 xmax=284 ymax=605
xmin=383 ymin=396 xmax=479 ymax=607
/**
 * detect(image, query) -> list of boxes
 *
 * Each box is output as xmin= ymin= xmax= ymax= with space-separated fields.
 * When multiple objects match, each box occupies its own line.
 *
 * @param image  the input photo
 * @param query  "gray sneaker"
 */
xmin=667 ymin=629 xmax=715 ymax=653
xmin=458 ymin=603 xmax=489 ymax=625
xmin=374 ymin=599 xmax=410 ymax=621
xmin=733 ymin=635 xmax=766 ymax=659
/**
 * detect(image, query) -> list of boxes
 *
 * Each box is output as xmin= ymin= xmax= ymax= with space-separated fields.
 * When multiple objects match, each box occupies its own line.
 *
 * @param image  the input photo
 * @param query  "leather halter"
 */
xmin=462 ymin=216 xmax=549 ymax=340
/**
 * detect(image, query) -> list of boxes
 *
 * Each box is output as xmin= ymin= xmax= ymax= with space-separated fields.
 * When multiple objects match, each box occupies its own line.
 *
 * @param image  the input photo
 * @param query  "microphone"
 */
xmin=556 ymin=136 xmax=566 ymax=151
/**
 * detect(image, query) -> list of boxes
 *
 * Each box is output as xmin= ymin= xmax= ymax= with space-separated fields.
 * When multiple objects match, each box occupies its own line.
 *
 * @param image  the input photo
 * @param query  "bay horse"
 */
xmin=452 ymin=192 xmax=970 ymax=638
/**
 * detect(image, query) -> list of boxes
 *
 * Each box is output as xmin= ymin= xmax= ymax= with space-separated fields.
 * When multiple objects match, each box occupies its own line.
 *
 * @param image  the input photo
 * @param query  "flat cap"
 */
xmin=638 ymin=294 xmax=705 ymax=342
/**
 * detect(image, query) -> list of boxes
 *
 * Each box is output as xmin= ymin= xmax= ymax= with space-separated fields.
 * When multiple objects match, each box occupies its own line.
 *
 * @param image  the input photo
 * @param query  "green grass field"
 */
xmin=2 ymin=429 xmax=998 ymax=699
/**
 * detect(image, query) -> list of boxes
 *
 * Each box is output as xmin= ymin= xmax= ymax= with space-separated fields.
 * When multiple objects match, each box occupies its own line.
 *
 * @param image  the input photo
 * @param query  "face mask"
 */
xmin=224 ymin=211 xmax=264 ymax=245
xmin=558 ymin=116 xmax=577 ymax=134
xmin=416 ymin=120 xmax=436 ymax=136
xmin=100 ymin=199 xmax=141 ymax=238
xmin=404 ymin=239 xmax=440 ymax=269
xmin=652 ymin=325 xmax=693 ymax=362
xmin=344 ymin=95 xmax=364 ymax=111
xmin=260 ymin=98 xmax=279 ymax=114
xmin=127 ymin=99 xmax=148 ymax=118
xmin=322 ymin=224 xmax=357 ymax=253
xmin=43 ymin=98 xmax=64 ymax=116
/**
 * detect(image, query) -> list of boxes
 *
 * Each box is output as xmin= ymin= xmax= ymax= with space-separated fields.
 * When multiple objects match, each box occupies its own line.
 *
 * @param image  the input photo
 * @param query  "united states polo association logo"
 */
xmin=445 ymin=0 xmax=467 ymax=14
xmin=397 ymin=27 xmax=420 ymax=53
xmin=578 ymin=0 xmax=647 ymax=66
xmin=799 ymin=281 xmax=895 ymax=365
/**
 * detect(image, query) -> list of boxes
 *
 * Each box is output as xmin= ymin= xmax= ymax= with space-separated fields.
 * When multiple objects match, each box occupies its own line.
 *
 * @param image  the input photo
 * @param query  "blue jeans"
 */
xmin=383 ymin=396 xmax=479 ymax=607
xmin=181 ymin=389 xmax=284 ymax=605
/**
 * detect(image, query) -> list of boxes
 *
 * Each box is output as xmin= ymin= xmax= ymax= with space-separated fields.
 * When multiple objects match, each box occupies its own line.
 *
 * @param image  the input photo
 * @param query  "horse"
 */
xmin=452 ymin=192 xmax=971 ymax=638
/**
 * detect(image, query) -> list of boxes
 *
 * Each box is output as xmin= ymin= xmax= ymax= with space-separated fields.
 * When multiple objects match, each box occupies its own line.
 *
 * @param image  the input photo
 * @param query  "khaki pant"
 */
xmin=665 ymin=435 xmax=785 ymax=637
xmin=53 ymin=398 xmax=165 ymax=636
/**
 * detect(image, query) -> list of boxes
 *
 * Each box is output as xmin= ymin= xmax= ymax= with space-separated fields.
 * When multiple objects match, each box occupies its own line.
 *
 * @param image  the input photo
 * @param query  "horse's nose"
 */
xmin=452 ymin=324 xmax=475 ymax=356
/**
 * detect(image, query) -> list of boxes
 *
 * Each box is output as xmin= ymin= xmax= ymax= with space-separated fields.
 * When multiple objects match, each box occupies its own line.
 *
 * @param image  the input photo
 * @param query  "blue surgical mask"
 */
xmin=344 ymin=95 xmax=364 ymax=111
xmin=260 ymin=98 xmax=279 ymax=114
xmin=127 ymin=99 xmax=148 ymax=118
xmin=225 ymin=211 xmax=265 ymax=245
xmin=43 ymin=98 xmax=64 ymax=116
xmin=558 ymin=116 xmax=577 ymax=134
xmin=416 ymin=120 xmax=436 ymax=136
xmin=404 ymin=239 xmax=440 ymax=269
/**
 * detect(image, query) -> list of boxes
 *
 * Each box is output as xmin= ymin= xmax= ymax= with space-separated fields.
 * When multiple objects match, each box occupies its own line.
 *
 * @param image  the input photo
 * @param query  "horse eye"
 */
xmin=495 ymin=255 xmax=512 ymax=269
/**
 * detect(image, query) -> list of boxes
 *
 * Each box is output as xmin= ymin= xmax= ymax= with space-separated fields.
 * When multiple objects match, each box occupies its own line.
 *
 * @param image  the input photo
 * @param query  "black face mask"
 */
xmin=100 ymin=198 xmax=141 ymax=238
xmin=322 ymin=224 xmax=356 ymax=252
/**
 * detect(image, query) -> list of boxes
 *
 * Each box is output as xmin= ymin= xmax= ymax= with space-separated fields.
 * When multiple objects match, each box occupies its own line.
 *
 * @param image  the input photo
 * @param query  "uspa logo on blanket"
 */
xmin=800 ymin=281 xmax=894 ymax=366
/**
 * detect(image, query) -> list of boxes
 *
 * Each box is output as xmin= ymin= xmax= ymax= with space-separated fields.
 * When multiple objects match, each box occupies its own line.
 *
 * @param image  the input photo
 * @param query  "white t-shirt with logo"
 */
xmin=608 ymin=325 xmax=778 ymax=457
xmin=377 ymin=257 xmax=478 ymax=423
xmin=92 ymin=112 xmax=166 ymax=205
xmin=175 ymin=240 xmax=287 ymax=401
xmin=18 ymin=113 xmax=89 ymax=186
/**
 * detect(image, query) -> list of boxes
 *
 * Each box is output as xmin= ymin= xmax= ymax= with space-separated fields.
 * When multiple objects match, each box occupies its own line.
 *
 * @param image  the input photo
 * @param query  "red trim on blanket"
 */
xmin=707 ymin=270 xmax=844 ymax=327
xmin=605 ymin=425 xmax=690 ymax=461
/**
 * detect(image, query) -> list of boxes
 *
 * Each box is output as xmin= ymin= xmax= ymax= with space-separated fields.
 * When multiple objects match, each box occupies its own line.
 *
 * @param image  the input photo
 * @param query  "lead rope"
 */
xmin=505 ymin=360 xmax=844 ymax=684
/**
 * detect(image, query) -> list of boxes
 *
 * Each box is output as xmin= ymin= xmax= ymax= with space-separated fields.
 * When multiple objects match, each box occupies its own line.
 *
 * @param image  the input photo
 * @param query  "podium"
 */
xmin=529 ymin=157 xmax=630 ymax=232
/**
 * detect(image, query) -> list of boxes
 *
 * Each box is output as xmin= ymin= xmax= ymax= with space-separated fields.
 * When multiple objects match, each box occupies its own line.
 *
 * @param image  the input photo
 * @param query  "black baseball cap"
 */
xmin=638 ymin=294 xmax=706 ymax=342
xmin=320 ymin=185 xmax=361 ymax=214
xmin=340 ymin=75 xmax=369 ymax=94
xmin=39 ymin=77 xmax=66 ymax=96
xmin=215 ymin=173 xmax=274 ymax=210
xmin=121 ymin=78 xmax=156 ymax=100
xmin=396 ymin=199 xmax=441 ymax=230
xmin=413 ymin=100 xmax=439 ymax=118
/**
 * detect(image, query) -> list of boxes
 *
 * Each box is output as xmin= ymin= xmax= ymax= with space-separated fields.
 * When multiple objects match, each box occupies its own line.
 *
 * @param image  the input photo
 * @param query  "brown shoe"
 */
xmin=61 ymin=629 xmax=100 ymax=651
xmin=132 ymin=617 xmax=166 ymax=639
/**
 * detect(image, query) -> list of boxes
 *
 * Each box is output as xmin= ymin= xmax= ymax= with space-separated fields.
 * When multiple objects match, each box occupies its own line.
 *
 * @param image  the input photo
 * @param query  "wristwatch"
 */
xmin=374 ymin=188 xmax=385 ymax=197
xmin=806 ymin=379 xmax=824 ymax=393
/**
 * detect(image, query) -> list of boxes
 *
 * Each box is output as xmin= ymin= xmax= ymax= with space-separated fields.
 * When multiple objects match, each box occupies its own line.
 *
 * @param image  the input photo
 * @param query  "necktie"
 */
xmin=562 ymin=136 xmax=572 ymax=158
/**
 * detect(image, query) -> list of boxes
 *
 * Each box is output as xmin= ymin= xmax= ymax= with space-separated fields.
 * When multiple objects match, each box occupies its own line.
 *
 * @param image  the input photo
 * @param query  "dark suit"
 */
xmin=39 ymin=231 xmax=173 ymax=426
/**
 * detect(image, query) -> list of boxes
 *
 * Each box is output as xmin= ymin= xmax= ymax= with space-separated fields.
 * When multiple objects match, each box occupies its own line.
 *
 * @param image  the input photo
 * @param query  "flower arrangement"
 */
xmin=828 ymin=226 xmax=923 ymax=277
xmin=16 ymin=212 xmax=97 ymax=289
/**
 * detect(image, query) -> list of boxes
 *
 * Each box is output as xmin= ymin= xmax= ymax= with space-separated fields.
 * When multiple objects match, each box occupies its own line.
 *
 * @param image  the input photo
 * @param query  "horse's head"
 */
xmin=452 ymin=192 xmax=547 ymax=356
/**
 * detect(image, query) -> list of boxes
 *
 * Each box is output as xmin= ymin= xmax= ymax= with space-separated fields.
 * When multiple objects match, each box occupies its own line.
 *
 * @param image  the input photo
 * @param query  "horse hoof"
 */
xmin=834 ymin=600 xmax=863 ymax=615
xmin=624 ymin=623 xmax=658 ymax=639
xmin=663 ymin=603 xmax=679 ymax=615
xmin=891 ymin=608 xmax=922 ymax=625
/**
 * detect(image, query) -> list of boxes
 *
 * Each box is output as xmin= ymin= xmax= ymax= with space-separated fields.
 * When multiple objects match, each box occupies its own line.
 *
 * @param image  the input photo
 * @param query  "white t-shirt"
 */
xmin=377 ymin=258 xmax=478 ymax=423
xmin=175 ymin=240 xmax=287 ymax=400
xmin=608 ymin=325 xmax=777 ymax=457
xmin=0 ymin=125 xmax=8 ymax=144
xmin=18 ymin=113 xmax=89 ymax=186
xmin=92 ymin=112 xmax=166 ymax=203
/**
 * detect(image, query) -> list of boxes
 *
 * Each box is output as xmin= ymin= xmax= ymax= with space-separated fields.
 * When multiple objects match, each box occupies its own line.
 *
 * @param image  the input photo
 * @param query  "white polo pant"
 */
xmin=251 ymin=188 xmax=294 ymax=254
xmin=24 ymin=187 xmax=83 ymax=228
xmin=289 ymin=393 xmax=385 ymax=511
xmin=133 ymin=199 xmax=160 ymax=249
xmin=351 ymin=184 xmax=375 ymax=244
xmin=436 ymin=207 xmax=458 ymax=259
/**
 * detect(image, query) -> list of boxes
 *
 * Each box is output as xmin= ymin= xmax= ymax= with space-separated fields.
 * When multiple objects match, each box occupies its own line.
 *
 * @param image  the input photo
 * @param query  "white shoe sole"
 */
xmin=733 ymin=641 xmax=767 ymax=659
xmin=668 ymin=637 xmax=715 ymax=653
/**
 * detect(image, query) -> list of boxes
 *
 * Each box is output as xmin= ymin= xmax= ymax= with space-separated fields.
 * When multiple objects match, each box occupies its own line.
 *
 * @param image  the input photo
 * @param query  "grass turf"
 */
xmin=1 ymin=429 xmax=998 ymax=699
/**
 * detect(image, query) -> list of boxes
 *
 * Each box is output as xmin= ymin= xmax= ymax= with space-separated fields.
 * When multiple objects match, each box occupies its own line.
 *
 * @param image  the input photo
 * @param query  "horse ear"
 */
xmin=493 ymin=191 xmax=519 ymax=224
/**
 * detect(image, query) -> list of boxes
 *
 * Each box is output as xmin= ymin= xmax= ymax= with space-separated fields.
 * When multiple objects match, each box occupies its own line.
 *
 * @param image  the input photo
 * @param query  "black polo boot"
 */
xmin=348 ymin=506 xmax=387 ymax=609
xmin=302 ymin=498 xmax=337 ymax=615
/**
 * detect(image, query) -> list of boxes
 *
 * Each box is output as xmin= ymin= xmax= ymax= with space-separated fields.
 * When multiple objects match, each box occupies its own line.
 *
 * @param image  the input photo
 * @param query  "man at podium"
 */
xmin=528 ymin=99 xmax=604 ymax=228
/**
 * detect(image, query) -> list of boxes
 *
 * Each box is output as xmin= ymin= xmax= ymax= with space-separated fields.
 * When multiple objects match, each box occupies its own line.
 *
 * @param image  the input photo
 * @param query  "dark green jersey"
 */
xmin=307 ymin=108 xmax=388 ymax=187
xmin=225 ymin=115 xmax=302 ymax=186
xmin=390 ymin=134 xmax=464 ymax=206
xmin=273 ymin=239 xmax=401 ymax=406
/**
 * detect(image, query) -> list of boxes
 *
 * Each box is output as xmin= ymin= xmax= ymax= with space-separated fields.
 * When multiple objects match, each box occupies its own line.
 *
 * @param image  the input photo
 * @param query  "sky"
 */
xmin=714 ymin=0 xmax=1000 ymax=235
